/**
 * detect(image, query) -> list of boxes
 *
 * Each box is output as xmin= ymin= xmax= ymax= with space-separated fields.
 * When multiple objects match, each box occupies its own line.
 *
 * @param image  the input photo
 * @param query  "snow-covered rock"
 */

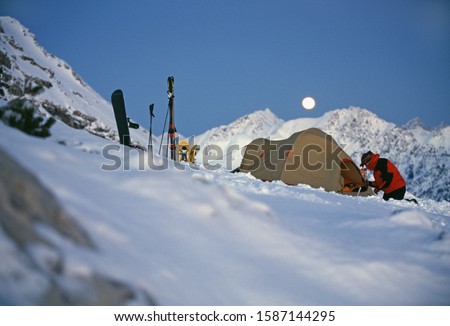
xmin=0 ymin=16 xmax=149 ymax=147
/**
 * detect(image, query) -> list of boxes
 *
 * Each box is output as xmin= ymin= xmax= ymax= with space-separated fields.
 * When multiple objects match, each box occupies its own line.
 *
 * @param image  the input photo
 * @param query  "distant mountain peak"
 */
xmin=203 ymin=108 xmax=284 ymax=142
xmin=247 ymin=107 xmax=282 ymax=120
xmin=325 ymin=106 xmax=388 ymax=124
xmin=403 ymin=117 xmax=430 ymax=130
xmin=235 ymin=108 xmax=284 ymax=129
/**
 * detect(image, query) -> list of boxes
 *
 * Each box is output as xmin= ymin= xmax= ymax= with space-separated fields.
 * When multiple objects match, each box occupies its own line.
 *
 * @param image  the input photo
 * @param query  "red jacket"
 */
xmin=366 ymin=153 xmax=406 ymax=194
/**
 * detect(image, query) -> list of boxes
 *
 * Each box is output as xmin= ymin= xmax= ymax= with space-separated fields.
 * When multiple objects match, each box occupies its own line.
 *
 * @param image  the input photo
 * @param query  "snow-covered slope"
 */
xmin=195 ymin=107 xmax=450 ymax=201
xmin=1 ymin=111 xmax=450 ymax=305
xmin=0 ymin=16 xmax=148 ymax=147
xmin=1 ymin=17 xmax=450 ymax=305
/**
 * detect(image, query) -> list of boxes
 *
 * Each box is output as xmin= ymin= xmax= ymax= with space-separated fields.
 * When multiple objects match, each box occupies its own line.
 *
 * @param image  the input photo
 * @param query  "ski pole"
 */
xmin=148 ymin=104 xmax=155 ymax=152
xmin=159 ymin=104 xmax=169 ymax=156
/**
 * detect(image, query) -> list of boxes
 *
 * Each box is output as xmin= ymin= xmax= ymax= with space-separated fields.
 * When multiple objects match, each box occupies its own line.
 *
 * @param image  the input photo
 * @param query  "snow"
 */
xmin=1 ymin=121 xmax=449 ymax=305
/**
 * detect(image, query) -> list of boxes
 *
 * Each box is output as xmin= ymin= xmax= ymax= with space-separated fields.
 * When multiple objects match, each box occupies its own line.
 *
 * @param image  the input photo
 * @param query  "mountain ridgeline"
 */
xmin=1 ymin=16 xmax=448 ymax=201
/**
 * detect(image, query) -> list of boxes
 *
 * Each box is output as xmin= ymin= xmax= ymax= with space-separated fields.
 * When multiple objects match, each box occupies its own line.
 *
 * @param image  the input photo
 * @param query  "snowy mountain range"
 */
xmin=1 ymin=16 xmax=450 ymax=306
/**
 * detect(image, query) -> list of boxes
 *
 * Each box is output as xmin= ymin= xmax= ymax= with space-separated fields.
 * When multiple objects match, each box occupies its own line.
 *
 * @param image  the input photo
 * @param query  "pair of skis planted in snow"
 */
xmin=111 ymin=76 xmax=178 ymax=159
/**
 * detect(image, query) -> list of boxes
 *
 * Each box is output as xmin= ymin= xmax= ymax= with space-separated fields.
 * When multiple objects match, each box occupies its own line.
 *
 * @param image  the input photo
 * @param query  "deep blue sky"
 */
xmin=3 ymin=0 xmax=450 ymax=135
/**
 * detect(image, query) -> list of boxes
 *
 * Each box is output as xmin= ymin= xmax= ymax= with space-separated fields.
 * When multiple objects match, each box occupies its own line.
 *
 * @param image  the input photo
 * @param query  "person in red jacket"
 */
xmin=360 ymin=151 xmax=407 ymax=201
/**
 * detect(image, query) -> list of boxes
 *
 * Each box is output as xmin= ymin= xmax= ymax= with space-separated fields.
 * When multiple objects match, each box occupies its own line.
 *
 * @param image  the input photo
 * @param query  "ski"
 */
xmin=111 ymin=89 xmax=131 ymax=146
xmin=167 ymin=76 xmax=178 ymax=160
xmin=148 ymin=103 xmax=155 ymax=152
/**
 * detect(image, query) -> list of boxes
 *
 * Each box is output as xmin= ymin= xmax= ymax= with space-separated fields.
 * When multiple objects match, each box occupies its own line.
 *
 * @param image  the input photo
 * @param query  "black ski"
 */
xmin=111 ymin=89 xmax=131 ymax=146
xmin=148 ymin=103 xmax=155 ymax=151
xmin=167 ymin=76 xmax=177 ymax=160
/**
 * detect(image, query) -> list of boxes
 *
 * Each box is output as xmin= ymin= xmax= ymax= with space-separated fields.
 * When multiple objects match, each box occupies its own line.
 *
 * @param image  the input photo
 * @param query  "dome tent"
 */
xmin=238 ymin=128 xmax=373 ymax=196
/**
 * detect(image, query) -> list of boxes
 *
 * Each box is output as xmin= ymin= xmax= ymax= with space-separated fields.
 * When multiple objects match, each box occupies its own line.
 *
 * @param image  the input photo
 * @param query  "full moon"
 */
xmin=302 ymin=97 xmax=316 ymax=110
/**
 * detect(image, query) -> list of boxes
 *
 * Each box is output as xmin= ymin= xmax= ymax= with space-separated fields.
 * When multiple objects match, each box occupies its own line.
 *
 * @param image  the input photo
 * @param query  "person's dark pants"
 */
xmin=383 ymin=186 xmax=406 ymax=201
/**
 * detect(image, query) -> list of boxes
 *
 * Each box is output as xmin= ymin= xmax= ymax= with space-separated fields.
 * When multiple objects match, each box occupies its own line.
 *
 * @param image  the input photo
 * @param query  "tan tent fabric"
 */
xmin=239 ymin=128 xmax=373 ymax=196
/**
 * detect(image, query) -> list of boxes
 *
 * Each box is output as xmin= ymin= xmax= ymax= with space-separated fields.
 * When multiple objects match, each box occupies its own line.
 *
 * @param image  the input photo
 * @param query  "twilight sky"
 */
xmin=3 ymin=0 xmax=450 ymax=135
